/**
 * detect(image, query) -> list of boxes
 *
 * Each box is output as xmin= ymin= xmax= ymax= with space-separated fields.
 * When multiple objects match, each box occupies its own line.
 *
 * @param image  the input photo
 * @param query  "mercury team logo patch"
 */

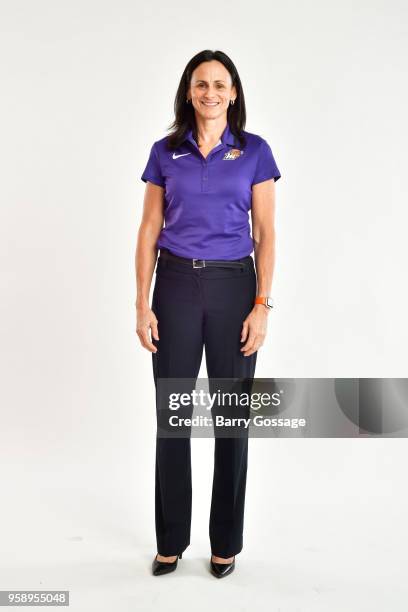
xmin=223 ymin=148 xmax=244 ymax=160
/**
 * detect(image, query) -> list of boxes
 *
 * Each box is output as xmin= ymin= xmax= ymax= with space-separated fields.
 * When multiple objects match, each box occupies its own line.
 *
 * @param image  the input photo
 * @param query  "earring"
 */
xmin=186 ymin=99 xmax=190 ymax=103
xmin=230 ymin=99 xmax=235 ymax=105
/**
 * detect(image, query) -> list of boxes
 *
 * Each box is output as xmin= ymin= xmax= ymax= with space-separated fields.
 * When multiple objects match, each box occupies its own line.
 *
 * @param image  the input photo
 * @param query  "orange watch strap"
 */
xmin=254 ymin=297 xmax=267 ymax=306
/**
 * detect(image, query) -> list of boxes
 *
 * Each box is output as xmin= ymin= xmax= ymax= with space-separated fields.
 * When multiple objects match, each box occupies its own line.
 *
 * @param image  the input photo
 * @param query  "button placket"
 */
xmin=202 ymin=159 xmax=209 ymax=192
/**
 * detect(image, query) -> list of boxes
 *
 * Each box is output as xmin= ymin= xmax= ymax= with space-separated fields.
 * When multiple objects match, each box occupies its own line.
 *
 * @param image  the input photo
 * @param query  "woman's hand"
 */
xmin=136 ymin=303 xmax=159 ymax=353
xmin=240 ymin=304 xmax=270 ymax=356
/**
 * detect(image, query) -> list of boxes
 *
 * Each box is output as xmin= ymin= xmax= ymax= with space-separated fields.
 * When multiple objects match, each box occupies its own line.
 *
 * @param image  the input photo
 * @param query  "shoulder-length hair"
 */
xmin=166 ymin=49 xmax=247 ymax=150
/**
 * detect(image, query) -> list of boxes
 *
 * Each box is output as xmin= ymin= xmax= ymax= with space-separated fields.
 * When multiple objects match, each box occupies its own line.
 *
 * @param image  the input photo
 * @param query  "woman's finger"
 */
xmin=241 ymin=331 xmax=257 ymax=353
xmin=137 ymin=328 xmax=157 ymax=352
xmin=241 ymin=320 xmax=248 ymax=343
xmin=151 ymin=319 xmax=159 ymax=341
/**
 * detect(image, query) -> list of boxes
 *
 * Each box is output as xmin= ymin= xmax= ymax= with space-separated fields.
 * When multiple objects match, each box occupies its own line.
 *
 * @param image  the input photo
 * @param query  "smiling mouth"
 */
xmin=201 ymin=101 xmax=219 ymax=106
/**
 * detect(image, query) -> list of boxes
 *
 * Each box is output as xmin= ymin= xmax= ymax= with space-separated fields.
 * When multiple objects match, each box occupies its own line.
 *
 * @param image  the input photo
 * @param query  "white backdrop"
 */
xmin=1 ymin=1 xmax=407 ymax=610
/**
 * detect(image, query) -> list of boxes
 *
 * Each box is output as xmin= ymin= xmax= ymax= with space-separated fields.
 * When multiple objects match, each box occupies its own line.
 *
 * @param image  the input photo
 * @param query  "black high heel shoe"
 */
xmin=152 ymin=552 xmax=183 ymax=576
xmin=210 ymin=555 xmax=235 ymax=578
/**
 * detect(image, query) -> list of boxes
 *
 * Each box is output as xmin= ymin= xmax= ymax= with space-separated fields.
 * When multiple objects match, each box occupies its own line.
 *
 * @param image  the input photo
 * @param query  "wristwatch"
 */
xmin=254 ymin=296 xmax=274 ymax=309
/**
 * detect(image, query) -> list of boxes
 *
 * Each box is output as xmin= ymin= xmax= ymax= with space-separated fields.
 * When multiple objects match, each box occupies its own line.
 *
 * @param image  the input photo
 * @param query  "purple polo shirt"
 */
xmin=140 ymin=122 xmax=281 ymax=260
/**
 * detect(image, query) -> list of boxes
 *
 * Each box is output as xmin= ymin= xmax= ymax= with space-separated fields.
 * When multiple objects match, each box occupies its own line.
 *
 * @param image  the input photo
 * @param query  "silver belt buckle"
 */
xmin=193 ymin=259 xmax=206 ymax=268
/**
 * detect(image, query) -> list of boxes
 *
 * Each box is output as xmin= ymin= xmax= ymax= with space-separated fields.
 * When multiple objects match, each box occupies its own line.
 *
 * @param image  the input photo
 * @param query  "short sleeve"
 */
xmin=140 ymin=143 xmax=165 ymax=188
xmin=252 ymin=139 xmax=281 ymax=186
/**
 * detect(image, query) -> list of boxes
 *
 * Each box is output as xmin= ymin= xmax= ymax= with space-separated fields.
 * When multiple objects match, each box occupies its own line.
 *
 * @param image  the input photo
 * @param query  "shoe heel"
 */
xmin=179 ymin=553 xmax=183 ymax=559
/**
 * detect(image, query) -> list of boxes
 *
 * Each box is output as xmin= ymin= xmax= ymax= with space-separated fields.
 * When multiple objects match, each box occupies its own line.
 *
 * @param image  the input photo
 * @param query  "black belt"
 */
xmin=159 ymin=248 xmax=248 ymax=269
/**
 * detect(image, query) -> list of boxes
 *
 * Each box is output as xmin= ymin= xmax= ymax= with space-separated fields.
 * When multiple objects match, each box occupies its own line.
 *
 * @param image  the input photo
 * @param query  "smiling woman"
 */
xmin=135 ymin=49 xmax=282 ymax=579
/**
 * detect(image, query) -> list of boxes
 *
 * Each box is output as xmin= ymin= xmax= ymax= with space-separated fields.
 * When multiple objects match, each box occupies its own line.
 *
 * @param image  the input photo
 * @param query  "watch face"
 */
xmin=266 ymin=297 xmax=274 ymax=309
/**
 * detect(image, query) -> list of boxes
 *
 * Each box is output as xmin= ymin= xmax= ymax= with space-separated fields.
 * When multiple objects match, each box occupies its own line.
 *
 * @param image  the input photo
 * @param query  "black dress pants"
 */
xmin=150 ymin=251 xmax=257 ymax=558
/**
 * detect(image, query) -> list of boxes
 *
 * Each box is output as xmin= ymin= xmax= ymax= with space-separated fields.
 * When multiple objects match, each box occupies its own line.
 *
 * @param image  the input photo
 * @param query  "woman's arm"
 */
xmin=240 ymin=178 xmax=276 ymax=357
xmin=135 ymin=182 xmax=165 ymax=352
xmin=251 ymin=178 xmax=276 ymax=299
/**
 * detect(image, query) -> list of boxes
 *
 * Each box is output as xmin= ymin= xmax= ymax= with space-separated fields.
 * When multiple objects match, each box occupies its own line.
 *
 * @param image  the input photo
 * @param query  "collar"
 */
xmin=184 ymin=122 xmax=236 ymax=148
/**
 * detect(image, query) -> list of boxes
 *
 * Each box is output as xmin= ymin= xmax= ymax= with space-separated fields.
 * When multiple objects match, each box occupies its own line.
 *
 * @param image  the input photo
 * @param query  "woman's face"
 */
xmin=187 ymin=60 xmax=237 ymax=122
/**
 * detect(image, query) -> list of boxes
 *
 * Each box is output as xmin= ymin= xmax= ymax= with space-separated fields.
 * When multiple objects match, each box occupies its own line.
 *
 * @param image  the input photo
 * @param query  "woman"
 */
xmin=135 ymin=49 xmax=281 ymax=578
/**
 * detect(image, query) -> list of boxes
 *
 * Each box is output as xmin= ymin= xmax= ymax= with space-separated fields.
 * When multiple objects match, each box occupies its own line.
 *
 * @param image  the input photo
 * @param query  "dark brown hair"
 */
xmin=166 ymin=49 xmax=247 ymax=150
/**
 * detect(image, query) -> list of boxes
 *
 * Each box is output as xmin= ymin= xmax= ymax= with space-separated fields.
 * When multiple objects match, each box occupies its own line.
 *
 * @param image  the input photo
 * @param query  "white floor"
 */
xmin=1 ymin=439 xmax=407 ymax=612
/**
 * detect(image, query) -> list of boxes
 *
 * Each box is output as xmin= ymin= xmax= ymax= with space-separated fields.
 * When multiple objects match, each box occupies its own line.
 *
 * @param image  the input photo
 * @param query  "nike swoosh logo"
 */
xmin=172 ymin=152 xmax=191 ymax=159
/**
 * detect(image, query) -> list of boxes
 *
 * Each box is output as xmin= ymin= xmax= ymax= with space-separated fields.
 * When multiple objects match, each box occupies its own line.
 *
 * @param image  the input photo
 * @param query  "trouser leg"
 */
xmin=202 ymin=265 xmax=257 ymax=557
xmin=151 ymin=265 xmax=204 ymax=556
